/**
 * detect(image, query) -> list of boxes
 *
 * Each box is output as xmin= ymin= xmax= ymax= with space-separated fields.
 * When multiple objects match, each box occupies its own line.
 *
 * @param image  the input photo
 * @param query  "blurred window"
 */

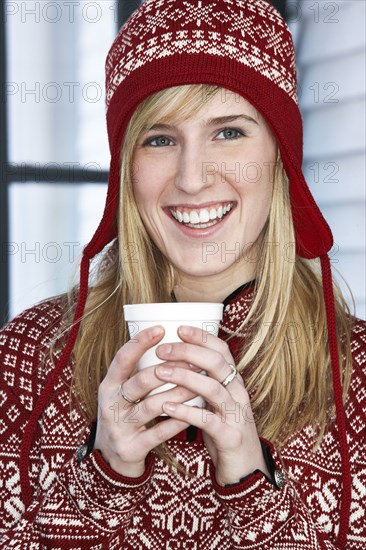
xmin=4 ymin=1 xmax=117 ymax=318
xmin=289 ymin=0 xmax=366 ymax=318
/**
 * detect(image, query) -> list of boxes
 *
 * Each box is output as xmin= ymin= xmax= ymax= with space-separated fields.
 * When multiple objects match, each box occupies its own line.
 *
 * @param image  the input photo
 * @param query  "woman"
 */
xmin=0 ymin=0 xmax=365 ymax=548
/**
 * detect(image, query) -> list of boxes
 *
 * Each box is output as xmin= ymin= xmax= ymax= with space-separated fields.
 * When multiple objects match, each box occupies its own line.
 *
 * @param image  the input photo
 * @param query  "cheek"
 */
xmin=237 ymin=175 xmax=273 ymax=237
xmin=132 ymin=164 xmax=157 ymax=212
xmin=236 ymin=163 xmax=274 ymax=204
xmin=131 ymin=163 xmax=166 ymax=242
xmin=132 ymin=155 xmax=169 ymax=201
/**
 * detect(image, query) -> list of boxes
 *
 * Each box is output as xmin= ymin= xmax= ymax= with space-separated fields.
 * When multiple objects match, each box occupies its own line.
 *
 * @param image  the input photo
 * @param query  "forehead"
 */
xmin=143 ymin=86 xmax=262 ymax=129
xmin=196 ymin=89 xmax=260 ymax=121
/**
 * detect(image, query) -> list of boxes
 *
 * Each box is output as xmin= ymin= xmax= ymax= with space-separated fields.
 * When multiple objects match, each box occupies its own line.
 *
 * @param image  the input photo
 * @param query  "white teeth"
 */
xmin=169 ymin=202 xmax=234 ymax=227
xmin=189 ymin=211 xmax=200 ymax=224
xmin=199 ymin=209 xmax=210 ymax=223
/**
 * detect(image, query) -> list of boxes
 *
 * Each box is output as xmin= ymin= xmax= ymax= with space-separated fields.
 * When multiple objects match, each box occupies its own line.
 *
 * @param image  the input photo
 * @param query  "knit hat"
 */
xmin=20 ymin=1 xmax=350 ymax=546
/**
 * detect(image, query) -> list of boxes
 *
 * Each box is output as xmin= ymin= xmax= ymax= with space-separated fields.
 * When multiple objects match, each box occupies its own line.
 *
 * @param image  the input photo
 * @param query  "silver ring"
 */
xmin=220 ymin=363 xmax=238 ymax=388
xmin=119 ymin=382 xmax=141 ymax=405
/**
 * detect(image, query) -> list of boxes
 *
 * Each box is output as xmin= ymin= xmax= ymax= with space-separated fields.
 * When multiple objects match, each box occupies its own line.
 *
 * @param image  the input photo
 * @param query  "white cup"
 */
xmin=123 ymin=302 xmax=224 ymax=413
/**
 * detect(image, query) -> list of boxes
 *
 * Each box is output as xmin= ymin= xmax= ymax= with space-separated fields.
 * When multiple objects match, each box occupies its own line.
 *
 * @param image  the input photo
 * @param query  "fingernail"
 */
xmin=163 ymin=402 xmax=177 ymax=411
xmin=151 ymin=326 xmax=164 ymax=337
xmin=178 ymin=325 xmax=192 ymax=336
xmin=158 ymin=344 xmax=172 ymax=355
xmin=156 ymin=365 xmax=173 ymax=377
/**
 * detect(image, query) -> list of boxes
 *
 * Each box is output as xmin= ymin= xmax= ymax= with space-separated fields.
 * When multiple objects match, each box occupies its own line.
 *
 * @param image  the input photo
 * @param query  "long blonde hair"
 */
xmin=68 ymin=84 xmax=353 ymax=472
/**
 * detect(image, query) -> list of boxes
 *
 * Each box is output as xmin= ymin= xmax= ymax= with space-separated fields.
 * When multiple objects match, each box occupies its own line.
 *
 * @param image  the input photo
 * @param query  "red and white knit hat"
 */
xmin=20 ymin=1 xmax=351 ymax=545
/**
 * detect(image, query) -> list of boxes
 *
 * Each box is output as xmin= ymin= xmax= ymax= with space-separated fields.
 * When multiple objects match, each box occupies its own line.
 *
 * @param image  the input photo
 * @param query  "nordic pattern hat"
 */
xmin=20 ymin=1 xmax=351 ymax=546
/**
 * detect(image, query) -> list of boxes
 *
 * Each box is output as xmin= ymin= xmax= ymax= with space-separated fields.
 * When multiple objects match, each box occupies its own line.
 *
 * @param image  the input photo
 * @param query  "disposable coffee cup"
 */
xmin=123 ymin=302 xmax=224 ymax=414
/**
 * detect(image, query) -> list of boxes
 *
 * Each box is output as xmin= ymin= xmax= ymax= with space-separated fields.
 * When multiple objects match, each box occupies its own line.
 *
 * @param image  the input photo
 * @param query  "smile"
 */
xmin=168 ymin=202 xmax=234 ymax=229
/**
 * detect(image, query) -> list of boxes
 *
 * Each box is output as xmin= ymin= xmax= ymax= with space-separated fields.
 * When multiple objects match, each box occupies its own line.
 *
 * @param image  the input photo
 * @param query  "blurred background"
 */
xmin=0 ymin=0 xmax=365 ymax=324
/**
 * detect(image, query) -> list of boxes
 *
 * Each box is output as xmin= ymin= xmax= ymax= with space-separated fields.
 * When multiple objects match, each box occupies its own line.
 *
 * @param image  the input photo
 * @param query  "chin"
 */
xmin=174 ymin=259 xmax=234 ymax=279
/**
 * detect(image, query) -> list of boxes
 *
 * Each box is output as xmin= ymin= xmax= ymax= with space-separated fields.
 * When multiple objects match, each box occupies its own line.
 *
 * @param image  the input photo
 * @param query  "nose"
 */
xmin=174 ymin=143 xmax=217 ymax=194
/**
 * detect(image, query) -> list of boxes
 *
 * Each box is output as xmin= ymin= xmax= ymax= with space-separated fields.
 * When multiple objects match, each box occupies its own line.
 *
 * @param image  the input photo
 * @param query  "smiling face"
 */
xmin=131 ymin=87 xmax=278 ymax=300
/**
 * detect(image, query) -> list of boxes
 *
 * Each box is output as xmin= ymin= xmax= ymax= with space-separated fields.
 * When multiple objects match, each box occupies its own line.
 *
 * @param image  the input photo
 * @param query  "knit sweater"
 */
xmin=0 ymin=286 xmax=365 ymax=549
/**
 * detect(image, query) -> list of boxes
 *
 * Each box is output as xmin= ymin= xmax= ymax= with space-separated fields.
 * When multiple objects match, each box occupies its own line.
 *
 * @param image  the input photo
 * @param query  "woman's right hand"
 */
xmin=94 ymin=325 xmax=198 ymax=478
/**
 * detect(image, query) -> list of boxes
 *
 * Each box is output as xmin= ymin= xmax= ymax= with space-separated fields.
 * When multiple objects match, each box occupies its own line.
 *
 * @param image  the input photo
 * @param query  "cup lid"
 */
xmin=123 ymin=302 xmax=224 ymax=321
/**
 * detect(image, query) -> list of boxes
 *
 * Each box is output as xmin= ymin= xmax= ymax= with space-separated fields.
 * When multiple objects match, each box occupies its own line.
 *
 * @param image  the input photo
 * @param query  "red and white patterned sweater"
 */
xmin=0 ymin=287 xmax=365 ymax=549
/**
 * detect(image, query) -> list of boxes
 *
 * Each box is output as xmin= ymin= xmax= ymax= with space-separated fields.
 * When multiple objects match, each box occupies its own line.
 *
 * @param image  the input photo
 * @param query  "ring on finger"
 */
xmin=220 ymin=363 xmax=238 ymax=388
xmin=119 ymin=382 xmax=141 ymax=404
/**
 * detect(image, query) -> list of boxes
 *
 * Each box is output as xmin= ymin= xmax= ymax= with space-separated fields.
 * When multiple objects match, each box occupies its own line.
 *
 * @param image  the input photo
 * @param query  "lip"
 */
xmin=167 ymin=200 xmax=235 ymax=210
xmin=163 ymin=203 xmax=236 ymax=239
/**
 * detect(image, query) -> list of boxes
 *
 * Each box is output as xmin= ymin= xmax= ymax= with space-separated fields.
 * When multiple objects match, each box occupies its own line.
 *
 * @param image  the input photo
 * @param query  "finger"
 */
xmin=165 ymin=360 xmax=203 ymax=372
xmin=106 ymin=325 xmax=165 ymax=386
xmin=160 ymin=401 xmax=220 ymax=435
xmin=120 ymin=361 xmax=201 ymax=404
xmin=159 ymin=401 xmax=245 ymax=443
xmin=123 ymin=384 xmax=198 ymax=432
xmin=155 ymin=337 xmax=240 ymax=386
xmin=155 ymin=365 xmax=229 ymax=408
xmin=137 ymin=417 xmax=191 ymax=454
xmin=178 ymin=325 xmax=232 ymax=359
xmin=160 ymin=401 xmax=259 ymax=452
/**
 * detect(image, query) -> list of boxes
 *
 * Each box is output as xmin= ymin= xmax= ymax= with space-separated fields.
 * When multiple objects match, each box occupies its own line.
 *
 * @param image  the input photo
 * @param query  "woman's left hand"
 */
xmin=155 ymin=325 xmax=270 ymax=486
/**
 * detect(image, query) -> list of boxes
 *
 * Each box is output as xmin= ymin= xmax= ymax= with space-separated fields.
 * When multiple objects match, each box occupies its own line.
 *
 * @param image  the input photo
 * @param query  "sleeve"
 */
xmin=223 ymin=439 xmax=277 ymax=488
xmin=208 ymin=440 xmax=333 ymax=549
xmin=0 ymin=303 xmax=155 ymax=548
xmin=208 ymin=317 xmax=366 ymax=549
xmin=0 ymin=445 xmax=155 ymax=547
xmin=0 ymin=380 xmax=155 ymax=548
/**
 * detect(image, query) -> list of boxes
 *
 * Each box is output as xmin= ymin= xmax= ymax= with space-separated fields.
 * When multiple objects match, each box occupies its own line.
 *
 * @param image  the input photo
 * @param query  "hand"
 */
xmin=94 ymin=325 xmax=199 ymax=477
xmin=154 ymin=325 xmax=270 ymax=486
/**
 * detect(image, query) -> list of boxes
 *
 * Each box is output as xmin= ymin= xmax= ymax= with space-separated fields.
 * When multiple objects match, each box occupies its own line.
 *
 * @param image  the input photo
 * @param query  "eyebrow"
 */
xmin=141 ymin=114 xmax=258 ymax=132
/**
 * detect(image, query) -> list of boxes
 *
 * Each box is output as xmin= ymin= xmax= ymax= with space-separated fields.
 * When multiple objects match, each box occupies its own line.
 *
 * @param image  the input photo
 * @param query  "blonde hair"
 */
xmin=68 ymin=84 xmax=353 ymax=473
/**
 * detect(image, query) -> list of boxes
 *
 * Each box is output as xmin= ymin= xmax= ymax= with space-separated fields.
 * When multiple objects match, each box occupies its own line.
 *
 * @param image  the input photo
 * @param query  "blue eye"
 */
xmin=217 ymin=128 xmax=244 ymax=140
xmin=143 ymin=136 xmax=173 ymax=147
xmin=141 ymin=127 xmax=246 ymax=147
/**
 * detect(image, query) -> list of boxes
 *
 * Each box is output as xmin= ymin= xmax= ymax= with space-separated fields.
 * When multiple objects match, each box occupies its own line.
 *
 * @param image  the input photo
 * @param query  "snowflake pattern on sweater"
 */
xmin=0 ymin=287 xmax=365 ymax=549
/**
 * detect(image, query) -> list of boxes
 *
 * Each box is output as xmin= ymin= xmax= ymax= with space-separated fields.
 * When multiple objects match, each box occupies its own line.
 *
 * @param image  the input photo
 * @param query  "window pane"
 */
xmin=5 ymin=0 xmax=116 ymax=167
xmin=289 ymin=0 xmax=366 ymax=319
xmin=9 ymin=183 xmax=107 ymax=318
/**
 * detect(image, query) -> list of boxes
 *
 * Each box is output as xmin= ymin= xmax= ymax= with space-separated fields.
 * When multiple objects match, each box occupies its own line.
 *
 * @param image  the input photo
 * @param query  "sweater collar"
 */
xmin=222 ymin=279 xmax=255 ymax=307
xmin=220 ymin=280 xmax=255 ymax=340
